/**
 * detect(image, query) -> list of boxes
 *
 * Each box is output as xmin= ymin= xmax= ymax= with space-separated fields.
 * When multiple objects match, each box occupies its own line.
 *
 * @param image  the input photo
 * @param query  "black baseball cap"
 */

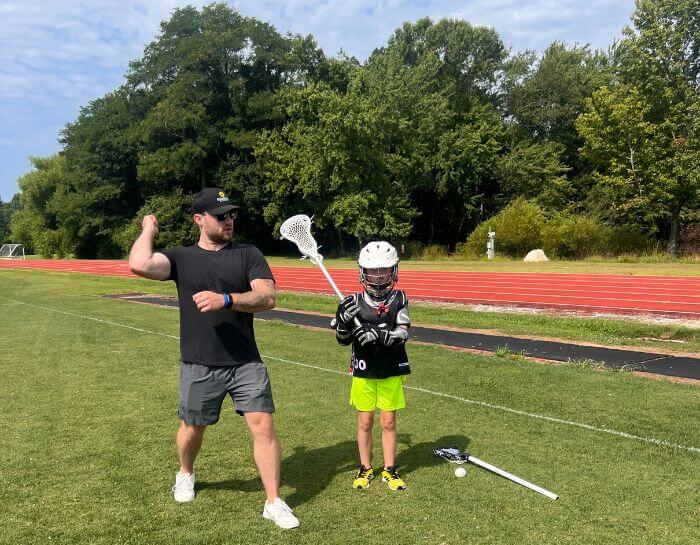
xmin=191 ymin=187 xmax=240 ymax=215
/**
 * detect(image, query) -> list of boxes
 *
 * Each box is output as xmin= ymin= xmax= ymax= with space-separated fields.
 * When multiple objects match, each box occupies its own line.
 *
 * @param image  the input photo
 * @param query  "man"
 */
xmin=128 ymin=187 xmax=299 ymax=530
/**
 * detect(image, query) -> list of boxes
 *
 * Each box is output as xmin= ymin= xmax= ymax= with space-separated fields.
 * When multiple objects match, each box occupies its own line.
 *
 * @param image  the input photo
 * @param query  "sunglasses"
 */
xmin=209 ymin=210 xmax=238 ymax=221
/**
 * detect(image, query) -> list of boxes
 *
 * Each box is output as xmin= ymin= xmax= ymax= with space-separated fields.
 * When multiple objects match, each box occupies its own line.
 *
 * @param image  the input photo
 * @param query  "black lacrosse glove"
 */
xmin=377 ymin=327 xmax=409 ymax=347
xmin=336 ymin=295 xmax=360 ymax=327
xmin=352 ymin=323 xmax=380 ymax=346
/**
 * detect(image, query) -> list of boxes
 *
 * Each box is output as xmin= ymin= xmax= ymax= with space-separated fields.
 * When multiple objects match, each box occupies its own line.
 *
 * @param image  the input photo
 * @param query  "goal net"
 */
xmin=0 ymin=244 xmax=26 ymax=259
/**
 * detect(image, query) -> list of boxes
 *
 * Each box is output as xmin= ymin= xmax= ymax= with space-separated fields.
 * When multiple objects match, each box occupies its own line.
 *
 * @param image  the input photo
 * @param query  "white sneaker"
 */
xmin=172 ymin=472 xmax=195 ymax=503
xmin=262 ymin=498 xmax=300 ymax=529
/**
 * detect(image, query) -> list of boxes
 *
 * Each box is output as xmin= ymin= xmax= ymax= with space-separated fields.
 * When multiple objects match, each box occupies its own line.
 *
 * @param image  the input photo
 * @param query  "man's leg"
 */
xmin=172 ymin=421 xmax=206 ymax=502
xmin=177 ymin=421 xmax=206 ymax=474
xmin=244 ymin=411 xmax=281 ymax=502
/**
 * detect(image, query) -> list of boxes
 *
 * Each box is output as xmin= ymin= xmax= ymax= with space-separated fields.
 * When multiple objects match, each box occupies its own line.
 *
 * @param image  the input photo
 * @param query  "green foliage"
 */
xmin=462 ymin=198 xmax=546 ymax=257
xmin=462 ymin=200 xmax=653 ymax=259
xmin=542 ymin=214 xmax=609 ymax=258
xmin=577 ymin=0 xmax=700 ymax=253
xmin=497 ymin=140 xmax=572 ymax=208
xmin=502 ymin=42 xmax=610 ymax=173
xmin=33 ymin=228 xmax=75 ymax=258
xmin=9 ymin=155 xmax=68 ymax=253
xmin=417 ymin=244 xmax=449 ymax=260
xmin=116 ymin=189 xmax=199 ymax=254
xmin=0 ymin=195 xmax=20 ymax=244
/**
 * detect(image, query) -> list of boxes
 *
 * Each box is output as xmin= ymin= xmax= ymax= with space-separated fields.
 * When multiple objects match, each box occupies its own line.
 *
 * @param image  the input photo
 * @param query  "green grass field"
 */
xmin=1 ymin=270 xmax=699 ymax=545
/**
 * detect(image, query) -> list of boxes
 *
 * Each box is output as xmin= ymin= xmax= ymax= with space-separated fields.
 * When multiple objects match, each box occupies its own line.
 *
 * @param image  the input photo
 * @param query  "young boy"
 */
xmin=332 ymin=241 xmax=411 ymax=491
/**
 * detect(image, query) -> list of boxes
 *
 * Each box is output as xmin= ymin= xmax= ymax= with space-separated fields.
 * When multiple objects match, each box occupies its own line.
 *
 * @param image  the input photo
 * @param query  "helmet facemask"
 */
xmin=360 ymin=266 xmax=397 ymax=300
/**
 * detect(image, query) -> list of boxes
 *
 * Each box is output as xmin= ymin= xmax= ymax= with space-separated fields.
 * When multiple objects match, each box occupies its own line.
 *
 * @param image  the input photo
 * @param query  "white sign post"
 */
xmin=487 ymin=230 xmax=496 ymax=260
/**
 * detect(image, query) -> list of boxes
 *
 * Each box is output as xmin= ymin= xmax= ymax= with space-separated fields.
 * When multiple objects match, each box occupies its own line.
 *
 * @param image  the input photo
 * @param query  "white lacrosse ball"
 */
xmin=454 ymin=466 xmax=467 ymax=478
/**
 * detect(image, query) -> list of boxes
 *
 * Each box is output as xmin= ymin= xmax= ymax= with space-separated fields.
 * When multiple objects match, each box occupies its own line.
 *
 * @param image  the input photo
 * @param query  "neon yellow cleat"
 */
xmin=353 ymin=466 xmax=374 ymax=489
xmin=381 ymin=467 xmax=406 ymax=491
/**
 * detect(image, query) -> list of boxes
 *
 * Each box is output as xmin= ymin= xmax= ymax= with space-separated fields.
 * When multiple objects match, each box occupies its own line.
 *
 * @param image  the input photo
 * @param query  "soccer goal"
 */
xmin=0 ymin=244 xmax=26 ymax=259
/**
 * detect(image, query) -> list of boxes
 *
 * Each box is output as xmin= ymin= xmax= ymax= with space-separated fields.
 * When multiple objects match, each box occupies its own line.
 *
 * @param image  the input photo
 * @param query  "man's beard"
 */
xmin=207 ymin=228 xmax=232 ymax=244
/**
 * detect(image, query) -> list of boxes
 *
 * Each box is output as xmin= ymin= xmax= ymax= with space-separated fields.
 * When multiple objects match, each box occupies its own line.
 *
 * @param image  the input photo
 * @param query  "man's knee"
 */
xmin=179 ymin=422 xmax=206 ymax=439
xmin=245 ymin=412 xmax=276 ymax=439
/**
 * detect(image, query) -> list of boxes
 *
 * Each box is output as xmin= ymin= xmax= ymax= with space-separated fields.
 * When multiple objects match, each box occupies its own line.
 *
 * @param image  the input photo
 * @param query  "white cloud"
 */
xmin=0 ymin=0 xmax=635 ymax=200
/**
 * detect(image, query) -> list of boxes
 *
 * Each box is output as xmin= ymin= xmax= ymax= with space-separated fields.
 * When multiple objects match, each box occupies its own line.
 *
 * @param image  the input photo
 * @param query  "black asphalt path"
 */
xmin=110 ymin=294 xmax=700 ymax=380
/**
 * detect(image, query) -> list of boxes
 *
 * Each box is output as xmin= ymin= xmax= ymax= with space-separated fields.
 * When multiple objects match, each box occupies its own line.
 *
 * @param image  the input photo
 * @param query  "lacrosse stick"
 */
xmin=280 ymin=214 xmax=344 ymax=298
xmin=434 ymin=447 xmax=559 ymax=500
xmin=280 ymin=215 xmax=362 ymax=329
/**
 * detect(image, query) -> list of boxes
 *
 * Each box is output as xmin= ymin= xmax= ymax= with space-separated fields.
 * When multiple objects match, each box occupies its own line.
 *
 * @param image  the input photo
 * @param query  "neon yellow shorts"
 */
xmin=349 ymin=375 xmax=407 ymax=412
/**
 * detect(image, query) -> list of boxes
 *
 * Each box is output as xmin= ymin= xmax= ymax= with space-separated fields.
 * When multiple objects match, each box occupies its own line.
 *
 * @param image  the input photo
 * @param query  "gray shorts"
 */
xmin=178 ymin=361 xmax=275 ymax=425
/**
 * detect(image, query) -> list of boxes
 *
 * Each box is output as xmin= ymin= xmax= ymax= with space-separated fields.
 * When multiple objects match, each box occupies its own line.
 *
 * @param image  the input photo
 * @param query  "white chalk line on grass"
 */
xmin=4 ymin=298 xmax=180 ymax=340
xmin=6 ymin=297 xmax=699 ymax=455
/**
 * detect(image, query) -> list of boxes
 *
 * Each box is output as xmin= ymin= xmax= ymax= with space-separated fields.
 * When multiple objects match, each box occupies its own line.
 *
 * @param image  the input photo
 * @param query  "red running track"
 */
xmin=1 ymin=259 xmax=699 ymax=318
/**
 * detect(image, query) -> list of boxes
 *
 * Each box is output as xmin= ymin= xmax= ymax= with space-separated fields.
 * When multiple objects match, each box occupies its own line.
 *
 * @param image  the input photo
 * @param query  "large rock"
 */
xmin=524 ymin=249 xmax=549 ymax=262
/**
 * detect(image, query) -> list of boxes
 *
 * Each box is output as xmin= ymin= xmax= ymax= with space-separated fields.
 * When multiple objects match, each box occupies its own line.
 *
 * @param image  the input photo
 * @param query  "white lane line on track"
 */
xmin=273 ymin=284 xmax=700 ymax=314
xmin=271 ymin=268 xmax=700 ymax=285
xmin=274 ymin=279 xmax=699 ymax=302
xmin=272 ymin=268 xmax=700 ymax=285
xmin=4 ymin=296 xmax=699 ymax=455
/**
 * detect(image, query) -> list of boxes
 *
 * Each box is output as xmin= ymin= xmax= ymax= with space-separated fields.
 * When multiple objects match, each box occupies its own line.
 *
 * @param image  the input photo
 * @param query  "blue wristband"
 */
xmin=223 ymin=293 xmax=233 ymax=309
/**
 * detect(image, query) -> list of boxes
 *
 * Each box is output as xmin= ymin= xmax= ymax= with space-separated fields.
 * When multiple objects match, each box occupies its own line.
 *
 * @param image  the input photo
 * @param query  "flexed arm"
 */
xmin=128 ymin=215 xmax=171 ymax=280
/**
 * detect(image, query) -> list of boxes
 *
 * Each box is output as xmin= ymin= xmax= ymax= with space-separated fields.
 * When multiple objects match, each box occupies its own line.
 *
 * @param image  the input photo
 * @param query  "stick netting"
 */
xmin=279 ymin=215 xmax=322 ymax=263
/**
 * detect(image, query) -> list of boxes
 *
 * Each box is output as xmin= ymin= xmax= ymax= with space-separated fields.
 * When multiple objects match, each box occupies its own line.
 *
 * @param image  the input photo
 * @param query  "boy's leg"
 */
xmin=357 ymin=411 xmax=374 ymax=468
xmin=379 ymin=410 xmax=397 ymax=468
xmin=376 ymin=377 xmax=407 ymax=490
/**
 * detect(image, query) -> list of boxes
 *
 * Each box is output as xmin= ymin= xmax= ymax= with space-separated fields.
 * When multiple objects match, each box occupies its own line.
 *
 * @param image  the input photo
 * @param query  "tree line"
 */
xmin=5 ymin=1 xmax=699 ymax=258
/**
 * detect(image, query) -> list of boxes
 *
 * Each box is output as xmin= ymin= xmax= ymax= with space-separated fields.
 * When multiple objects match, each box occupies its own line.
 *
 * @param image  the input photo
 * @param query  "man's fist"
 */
xmin=142 ymin=214 xmax=159 ymax=236
xmin=193 ymin=291 xmax=226 ymax=313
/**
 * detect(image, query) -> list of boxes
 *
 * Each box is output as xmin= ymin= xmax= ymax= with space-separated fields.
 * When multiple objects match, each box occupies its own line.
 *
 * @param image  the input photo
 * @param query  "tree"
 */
xmin=381 ymin=17 xmax=507 ymax=111
xmin=497 ymin=140 xmax=572 ymax=209
xmin=0 ymin=195 xmax=19 ymax=243
xmin=53 ymin=3 xmax=331 ymax=256
xmin=502 ymin=42 xmax=610 ymax=170
xmin=256 ymin=79 xmax=419 ymax=246
xmin=10 ymin=155 xmax=76 ymax=257
xmin=577 ymin=0 xmax=700 ymax=252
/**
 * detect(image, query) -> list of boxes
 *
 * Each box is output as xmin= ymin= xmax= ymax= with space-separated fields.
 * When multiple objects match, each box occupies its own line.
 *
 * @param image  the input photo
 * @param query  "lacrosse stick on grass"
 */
xmin=434 ymin=447 xmax=559 ymax=500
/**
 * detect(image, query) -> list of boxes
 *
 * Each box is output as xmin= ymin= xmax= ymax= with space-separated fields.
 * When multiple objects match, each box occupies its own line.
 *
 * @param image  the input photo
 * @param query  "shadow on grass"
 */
xmin=197 ymin=434 xmax=470 ymax=506
xmin=198 ymin=440 xmax=357 ymax=508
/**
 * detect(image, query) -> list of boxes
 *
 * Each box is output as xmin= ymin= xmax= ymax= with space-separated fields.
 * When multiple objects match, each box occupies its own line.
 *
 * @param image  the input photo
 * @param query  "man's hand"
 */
xmin=193 ymin=291 xmax=226 ymax=313
xmin=142 ymin=214 xmax=159 ymax=236
xmin=128 ymin=214 xmax=170 ymax=280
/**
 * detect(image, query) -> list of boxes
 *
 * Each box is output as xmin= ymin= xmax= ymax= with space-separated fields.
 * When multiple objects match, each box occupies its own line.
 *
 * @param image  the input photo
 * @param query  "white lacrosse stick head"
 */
xmin=280 ymin=214 xmax=323 ymax=264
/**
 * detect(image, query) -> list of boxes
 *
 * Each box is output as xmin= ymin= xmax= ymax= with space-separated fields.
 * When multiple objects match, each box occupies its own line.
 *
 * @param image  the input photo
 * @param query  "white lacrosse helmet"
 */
xmin=358 ymin=241 xmax=399 ymax=299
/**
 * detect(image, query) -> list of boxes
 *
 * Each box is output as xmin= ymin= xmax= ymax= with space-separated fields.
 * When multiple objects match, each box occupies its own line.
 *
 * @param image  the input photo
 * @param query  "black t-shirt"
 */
xmin=348 ymin=290 xmax=411 ymax=379
xmin=161 ymin=242 xmax=274 ymax=366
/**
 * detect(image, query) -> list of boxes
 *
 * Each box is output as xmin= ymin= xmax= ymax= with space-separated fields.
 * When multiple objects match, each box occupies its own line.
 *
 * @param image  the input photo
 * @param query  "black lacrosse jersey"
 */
xmin=346 ymin=290 xmax=411 ymax=379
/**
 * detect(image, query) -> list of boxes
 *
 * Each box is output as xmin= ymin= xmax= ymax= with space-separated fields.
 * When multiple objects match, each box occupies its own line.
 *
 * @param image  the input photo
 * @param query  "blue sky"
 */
xmin=0 ymin=0 xmax=636 ymax=202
